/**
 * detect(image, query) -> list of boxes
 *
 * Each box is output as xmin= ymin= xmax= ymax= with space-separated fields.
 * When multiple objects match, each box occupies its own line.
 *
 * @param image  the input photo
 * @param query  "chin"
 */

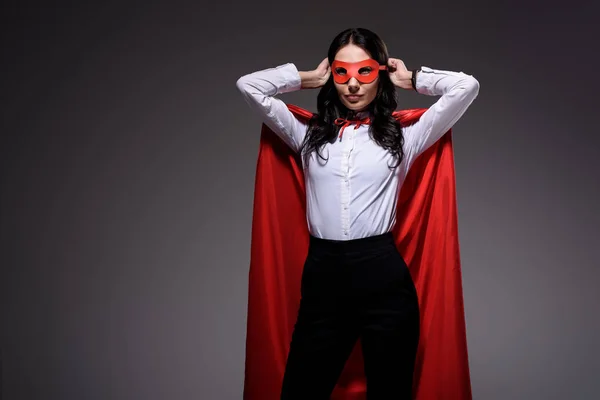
xmin=343 ymin=101 xmax=368 ymax=111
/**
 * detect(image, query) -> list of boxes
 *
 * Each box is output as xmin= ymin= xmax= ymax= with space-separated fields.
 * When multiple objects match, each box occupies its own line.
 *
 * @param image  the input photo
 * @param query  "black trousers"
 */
xmin=280 ymin=232 xmax=420 ymax=400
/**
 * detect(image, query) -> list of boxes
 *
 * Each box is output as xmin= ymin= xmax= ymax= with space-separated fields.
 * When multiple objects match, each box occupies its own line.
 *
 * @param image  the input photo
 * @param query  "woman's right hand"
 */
xmin=300 ymin=58 xmax=330 ymax=89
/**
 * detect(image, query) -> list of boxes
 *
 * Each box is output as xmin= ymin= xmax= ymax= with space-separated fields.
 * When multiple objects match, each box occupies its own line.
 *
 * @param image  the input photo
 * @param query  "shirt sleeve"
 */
xmin=402 ymin=66 xmax=480 ymax=167
xmin=236 ymin=63 xmax=308 ymax=153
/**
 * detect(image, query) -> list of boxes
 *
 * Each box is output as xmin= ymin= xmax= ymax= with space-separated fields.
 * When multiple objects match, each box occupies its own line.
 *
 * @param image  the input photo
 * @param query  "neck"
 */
xmin=345 ymin=108 xmax=371 ymax=119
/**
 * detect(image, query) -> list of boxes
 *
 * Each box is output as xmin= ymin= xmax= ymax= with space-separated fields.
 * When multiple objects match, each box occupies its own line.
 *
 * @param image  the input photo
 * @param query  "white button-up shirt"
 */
xmin=236 ymin=63 xmax=479 ymax=240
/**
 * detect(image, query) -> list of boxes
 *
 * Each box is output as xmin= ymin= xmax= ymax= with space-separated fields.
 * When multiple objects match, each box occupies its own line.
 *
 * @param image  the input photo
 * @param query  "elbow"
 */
xmin=235 ymin=75 xmax=249 ymax=94
xmin=236 ymin=75 xmax=268 ymax=110
xmin=236 ymin=74 xmax=262 ymax=100
xmin=454 ymin=75 xmax=480 ymax=103
xmin=465 ymin=75 xmax=480 ymax=99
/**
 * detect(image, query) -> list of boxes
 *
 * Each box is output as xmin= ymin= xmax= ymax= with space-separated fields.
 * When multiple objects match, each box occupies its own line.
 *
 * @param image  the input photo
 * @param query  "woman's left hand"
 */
xmin=387 ymin=58 xmax=413 ymax=90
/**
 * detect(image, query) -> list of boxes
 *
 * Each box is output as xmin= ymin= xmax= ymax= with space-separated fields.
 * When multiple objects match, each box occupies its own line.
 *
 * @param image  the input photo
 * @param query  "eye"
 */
xmin=358 ymin=67 xmax=373 ymax=75
xmin=334 ymin=67 xmax=347 ymax=75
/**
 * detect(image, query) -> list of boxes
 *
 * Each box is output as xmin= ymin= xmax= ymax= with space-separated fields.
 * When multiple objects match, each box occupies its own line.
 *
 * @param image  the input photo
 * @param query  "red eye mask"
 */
xmin=331 ymin=59 xmax=388 ymax=84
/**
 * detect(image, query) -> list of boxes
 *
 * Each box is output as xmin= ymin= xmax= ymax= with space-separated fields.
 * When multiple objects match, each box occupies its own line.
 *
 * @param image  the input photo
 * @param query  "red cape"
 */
xmin=243 ymin=104 xmax=472 ymax=400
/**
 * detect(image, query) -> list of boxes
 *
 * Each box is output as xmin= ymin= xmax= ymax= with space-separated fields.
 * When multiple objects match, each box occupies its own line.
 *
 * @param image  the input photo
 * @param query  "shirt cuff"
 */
xmin=415 ymin=66 xmax=436 ymax=95
xmin=277 ymin=63 xmax=302 ymax=94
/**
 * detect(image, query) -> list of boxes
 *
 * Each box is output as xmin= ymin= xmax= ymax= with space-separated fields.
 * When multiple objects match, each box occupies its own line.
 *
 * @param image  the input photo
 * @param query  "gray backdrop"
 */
xmin=2 ymin=1 xmax=599 ymax=399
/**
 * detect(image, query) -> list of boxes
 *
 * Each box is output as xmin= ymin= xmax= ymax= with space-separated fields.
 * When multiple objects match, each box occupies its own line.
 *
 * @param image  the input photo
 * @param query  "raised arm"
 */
xmin=235 ymin=63 xmax=309 ymax=152
xmin=402 ymin=66 xmax=480 ymax=165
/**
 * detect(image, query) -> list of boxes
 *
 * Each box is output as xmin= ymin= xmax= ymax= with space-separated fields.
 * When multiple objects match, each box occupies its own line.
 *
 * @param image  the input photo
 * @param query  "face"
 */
xmin=332 ymin=44 xmax=382 ymax=112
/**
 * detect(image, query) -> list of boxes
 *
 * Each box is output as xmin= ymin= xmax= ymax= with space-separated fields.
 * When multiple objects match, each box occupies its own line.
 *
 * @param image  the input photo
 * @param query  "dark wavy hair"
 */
xmin=299 ymin=28 xmax=404 ymax=168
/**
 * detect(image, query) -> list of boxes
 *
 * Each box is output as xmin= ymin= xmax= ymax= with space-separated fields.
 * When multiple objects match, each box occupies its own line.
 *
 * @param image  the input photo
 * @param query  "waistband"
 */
xmin=308 ymin=231 xmax=395 ymax=254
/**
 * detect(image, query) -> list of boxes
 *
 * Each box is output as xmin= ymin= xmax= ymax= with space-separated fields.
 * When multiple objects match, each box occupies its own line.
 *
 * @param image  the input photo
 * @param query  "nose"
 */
xmin=347 ymin=77 xmax=360 ymax=92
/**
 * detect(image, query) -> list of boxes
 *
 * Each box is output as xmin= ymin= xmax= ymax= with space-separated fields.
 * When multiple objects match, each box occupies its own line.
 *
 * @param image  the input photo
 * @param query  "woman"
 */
xmin=236 ymin=27 xmax=479 ymax=400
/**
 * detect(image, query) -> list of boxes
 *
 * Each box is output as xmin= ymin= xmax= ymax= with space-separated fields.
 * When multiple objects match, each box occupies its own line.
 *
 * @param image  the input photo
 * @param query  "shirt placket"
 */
xmin=340 ymin=126 xmax=355 ymax=238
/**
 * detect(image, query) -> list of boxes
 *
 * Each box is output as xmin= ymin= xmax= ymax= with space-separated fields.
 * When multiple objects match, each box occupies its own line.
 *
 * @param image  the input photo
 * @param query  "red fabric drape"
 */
xmin=243 ymin=104 xmax=472 ymax=400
